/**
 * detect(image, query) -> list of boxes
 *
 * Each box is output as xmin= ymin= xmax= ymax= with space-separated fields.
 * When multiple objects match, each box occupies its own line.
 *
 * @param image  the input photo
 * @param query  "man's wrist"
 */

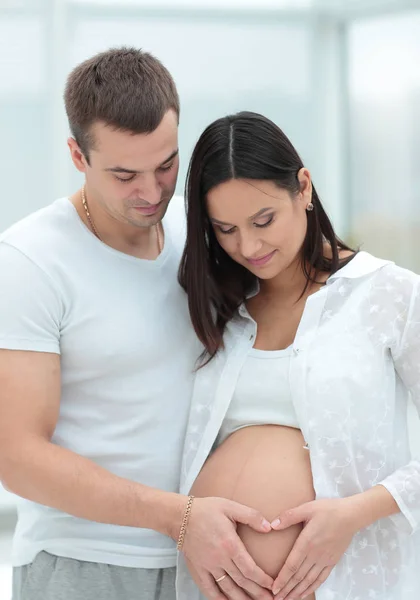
xmin=154 ymin=491 xmax=190 ymax=541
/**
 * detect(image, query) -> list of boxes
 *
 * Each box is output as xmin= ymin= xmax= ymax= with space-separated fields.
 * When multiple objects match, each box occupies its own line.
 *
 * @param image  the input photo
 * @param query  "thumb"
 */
xmin=228 ymin=501 xmax=272 ymax=533
xmin=270 ymin=504 xmax=311 ymax=530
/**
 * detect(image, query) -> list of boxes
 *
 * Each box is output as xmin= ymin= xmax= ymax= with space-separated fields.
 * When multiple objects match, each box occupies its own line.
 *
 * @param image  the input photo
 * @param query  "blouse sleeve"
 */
xmin=378 ymin=269 xmax=420 ymax=533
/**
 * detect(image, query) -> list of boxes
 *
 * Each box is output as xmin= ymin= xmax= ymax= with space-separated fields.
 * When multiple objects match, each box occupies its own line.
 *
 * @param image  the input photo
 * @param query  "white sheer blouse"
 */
xmin=177 ymin=252 xmax=420 ymax=600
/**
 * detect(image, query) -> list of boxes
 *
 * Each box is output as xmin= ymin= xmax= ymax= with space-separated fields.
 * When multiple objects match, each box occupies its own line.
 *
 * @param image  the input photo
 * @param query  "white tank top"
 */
xmin=218 ymin=345 xmax=299 ymax=445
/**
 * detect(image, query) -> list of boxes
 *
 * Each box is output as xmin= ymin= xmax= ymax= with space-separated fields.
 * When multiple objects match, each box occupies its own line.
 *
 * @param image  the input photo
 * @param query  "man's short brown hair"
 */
xmin=64 ymin=47 xmax=180 ymax=161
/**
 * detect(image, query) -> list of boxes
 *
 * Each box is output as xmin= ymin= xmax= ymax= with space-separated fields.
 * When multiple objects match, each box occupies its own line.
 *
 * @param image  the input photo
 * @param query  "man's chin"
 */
xmin=128 ymin=204 xmax=169 ymax=228
xmin=154 ymin=195 xmax=173 ymax=221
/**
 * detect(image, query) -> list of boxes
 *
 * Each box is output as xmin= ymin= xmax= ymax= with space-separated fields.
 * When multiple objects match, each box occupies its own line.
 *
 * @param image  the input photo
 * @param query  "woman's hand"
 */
xmin=270 ymin=486 xmax=400 ymax=600
xmin=270 ymin=497 xmax=358 ymax=600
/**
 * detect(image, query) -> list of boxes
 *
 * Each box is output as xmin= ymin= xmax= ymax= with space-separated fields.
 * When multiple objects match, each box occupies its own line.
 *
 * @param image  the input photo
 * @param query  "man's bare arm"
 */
xmin=0 ymin=349 xmax=186 ymax=535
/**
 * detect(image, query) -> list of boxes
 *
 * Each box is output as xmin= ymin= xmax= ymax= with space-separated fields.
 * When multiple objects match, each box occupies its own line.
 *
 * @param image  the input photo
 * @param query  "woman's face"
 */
xmin=206 ymin=173 xmax=311 ymax=281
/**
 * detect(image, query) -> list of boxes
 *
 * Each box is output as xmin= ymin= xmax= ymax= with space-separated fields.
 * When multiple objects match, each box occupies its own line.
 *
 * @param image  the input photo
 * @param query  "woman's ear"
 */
xmin=297 ymin=168 xmax=312 ymax=203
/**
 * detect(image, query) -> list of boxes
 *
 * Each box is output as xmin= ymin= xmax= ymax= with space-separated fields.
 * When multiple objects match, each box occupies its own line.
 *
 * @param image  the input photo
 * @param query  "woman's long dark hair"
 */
xmin=179 ymin=111 xmax=354 ymax=362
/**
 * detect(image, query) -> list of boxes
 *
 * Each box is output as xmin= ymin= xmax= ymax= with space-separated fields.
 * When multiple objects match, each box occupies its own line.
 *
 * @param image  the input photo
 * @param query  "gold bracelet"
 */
xmin=177 ymin=495 xmax=195 ymax=551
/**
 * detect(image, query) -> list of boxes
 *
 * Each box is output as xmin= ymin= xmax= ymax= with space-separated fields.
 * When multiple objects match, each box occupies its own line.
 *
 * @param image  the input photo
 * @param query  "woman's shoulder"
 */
xmin=332 ymin=250 xmax=418 ymax=288
xmin=372 ymin=259 xmax=420 ymax=292
xmin=329 ymin=252 xmax=420 ymax=316
xmin=353 ymin=256 xmax=420 ymax=326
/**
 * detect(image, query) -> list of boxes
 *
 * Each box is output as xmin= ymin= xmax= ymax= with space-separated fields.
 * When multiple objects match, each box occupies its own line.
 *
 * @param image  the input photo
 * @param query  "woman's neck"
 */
xmin=259 ymin=258 xmax=311 ymax=303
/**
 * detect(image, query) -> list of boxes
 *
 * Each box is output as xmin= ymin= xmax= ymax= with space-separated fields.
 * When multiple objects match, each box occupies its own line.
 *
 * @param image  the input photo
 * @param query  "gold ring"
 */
xmin=215 ymin=574 xmax=227 ymax=583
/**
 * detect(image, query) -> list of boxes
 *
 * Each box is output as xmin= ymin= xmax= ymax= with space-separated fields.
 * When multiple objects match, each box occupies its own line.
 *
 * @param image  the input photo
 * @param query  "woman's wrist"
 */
xmin=345 ymin=485 xmax=400 ymax=531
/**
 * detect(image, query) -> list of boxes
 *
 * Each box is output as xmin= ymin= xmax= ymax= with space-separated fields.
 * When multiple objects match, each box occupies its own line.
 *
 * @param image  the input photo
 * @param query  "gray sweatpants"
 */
xmin=12 ymin=551 xmax=176 ymax=600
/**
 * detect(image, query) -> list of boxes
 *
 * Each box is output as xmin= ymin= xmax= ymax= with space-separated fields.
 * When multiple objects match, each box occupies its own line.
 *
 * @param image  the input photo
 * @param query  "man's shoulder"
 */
xmin=0 ymin=198 xmax=73 ymax=259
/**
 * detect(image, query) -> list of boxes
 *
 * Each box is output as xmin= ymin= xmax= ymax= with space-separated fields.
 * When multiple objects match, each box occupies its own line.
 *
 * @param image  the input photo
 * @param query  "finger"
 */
xmin=215 ymin=571 xmax=253 ymax=600
xmin=272 ymin=558 xmax=314 ymax=599
xmin=231 ymin=538 xmax=274 ymax=589
xmin=272 ymin=541 xmax=307 ymax=594
xmin=227 ymin=500 xmax=271 ymax=534
xmin=226 ymin=562 xmax=274 ymax=600
xmin=280 ymin=564 xmax=323 ymax=599
xmin=196 ymin=571 xmax=228 ymax=600
xmin=271 ymin=504 xmax=310 ymax=531
xmin=294 ymin=566 xmax=332 ymax=599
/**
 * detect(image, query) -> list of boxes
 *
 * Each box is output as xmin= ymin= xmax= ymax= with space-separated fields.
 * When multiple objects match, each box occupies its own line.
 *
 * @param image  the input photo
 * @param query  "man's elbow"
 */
xmin=0 ymin=438 xmax=37 ymax=495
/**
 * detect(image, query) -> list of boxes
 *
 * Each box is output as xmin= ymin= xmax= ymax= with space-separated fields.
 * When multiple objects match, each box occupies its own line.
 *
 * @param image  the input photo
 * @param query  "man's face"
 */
xmin=74 ymin=109 xmax=179 ymax=229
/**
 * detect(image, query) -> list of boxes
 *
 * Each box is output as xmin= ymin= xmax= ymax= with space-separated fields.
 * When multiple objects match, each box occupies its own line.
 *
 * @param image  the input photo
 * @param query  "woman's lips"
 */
xmin=247 ymin=250 xmax=277 ymax=267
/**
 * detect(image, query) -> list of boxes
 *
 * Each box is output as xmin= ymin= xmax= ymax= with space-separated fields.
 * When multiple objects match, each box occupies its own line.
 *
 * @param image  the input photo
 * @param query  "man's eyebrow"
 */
xmin=160 ymin=149 xmax=179 ymax=165
xmin=104 ymin=166 xmax=138 ymax=174
xmin=211 ymin=207 xmax=274 ymax=226
xmin=104 ymin=149 xmax=179 ymax=175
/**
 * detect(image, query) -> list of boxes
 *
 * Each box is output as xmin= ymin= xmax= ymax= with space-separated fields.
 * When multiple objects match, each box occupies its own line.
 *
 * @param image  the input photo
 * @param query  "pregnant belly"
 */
xmin=190 ymin=425 xmax=315 ymax=579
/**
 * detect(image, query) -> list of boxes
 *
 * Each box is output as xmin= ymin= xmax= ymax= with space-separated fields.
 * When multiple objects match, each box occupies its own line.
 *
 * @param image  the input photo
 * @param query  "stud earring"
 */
xmin=306 ymin=203 xmax=314 ymax=212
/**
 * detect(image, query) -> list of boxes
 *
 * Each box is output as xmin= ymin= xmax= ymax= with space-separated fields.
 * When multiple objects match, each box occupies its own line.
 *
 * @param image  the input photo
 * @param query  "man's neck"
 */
xmin=70 ymin=191 xmax=163 ymax=260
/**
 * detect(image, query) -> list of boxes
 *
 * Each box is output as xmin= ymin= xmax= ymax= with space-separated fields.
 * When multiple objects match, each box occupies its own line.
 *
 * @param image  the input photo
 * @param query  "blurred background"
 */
xmin=1 ymin=0 xmax=420 ymax=596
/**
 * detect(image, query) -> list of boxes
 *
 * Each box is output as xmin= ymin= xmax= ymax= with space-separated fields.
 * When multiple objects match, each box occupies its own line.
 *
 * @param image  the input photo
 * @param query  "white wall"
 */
xmin=0 ymin=7 xmax=316 ymax=231
xmin=348 ymin=11 xmax=420 ymax=272
xmin=0 ymin=2 xmax=419 ymax=514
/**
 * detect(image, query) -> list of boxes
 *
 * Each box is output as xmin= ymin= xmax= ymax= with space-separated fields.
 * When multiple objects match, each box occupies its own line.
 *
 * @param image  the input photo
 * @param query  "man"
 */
xmin=0 ymin=48 xmax=273 ymax=600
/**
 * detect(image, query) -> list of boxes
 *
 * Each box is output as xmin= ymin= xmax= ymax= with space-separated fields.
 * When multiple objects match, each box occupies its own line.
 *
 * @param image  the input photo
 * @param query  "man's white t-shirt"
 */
xmin=0 ymin=196 xmax=200 ymax=569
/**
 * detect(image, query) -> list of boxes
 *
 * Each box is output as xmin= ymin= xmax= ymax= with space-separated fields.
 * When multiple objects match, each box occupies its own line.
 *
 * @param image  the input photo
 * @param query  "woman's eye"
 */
xmin=218 ymin=226 xmax=235 ymax=235
xmin=255 ymin=216 xmax=274 ymax=228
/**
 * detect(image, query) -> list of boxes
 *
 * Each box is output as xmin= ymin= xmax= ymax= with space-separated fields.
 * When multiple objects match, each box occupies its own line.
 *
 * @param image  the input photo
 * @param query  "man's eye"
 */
xmin=158 ymin=163 xmax=174 ymax=172
xmin=115 ymin=175 xmax=136 ymax=183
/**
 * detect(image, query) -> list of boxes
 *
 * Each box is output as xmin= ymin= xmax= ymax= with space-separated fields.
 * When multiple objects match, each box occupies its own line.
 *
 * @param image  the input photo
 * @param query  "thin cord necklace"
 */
xmin=81 ymin=186 xmax=162 ymax=253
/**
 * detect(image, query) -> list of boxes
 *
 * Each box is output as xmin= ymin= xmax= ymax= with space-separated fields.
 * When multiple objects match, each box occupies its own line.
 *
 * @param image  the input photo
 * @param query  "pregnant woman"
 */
xmin=176 ymin=112 xmax=420 ymax=600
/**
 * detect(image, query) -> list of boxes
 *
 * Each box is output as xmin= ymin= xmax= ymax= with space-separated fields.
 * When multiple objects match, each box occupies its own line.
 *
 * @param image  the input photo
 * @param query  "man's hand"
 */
xmin=182 ymin=496 xmax=274 ymax=600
